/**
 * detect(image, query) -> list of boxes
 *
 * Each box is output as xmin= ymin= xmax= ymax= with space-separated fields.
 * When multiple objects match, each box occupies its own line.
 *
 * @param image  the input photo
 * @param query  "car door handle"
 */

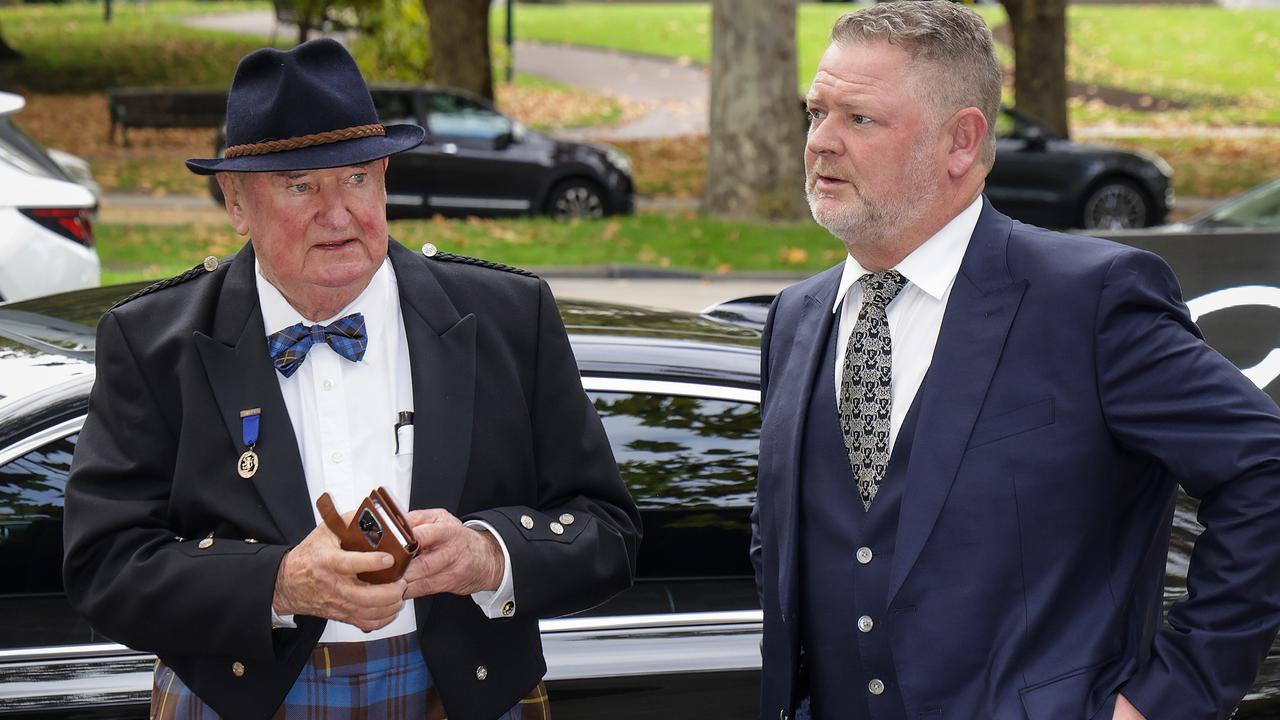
xmin=442 ymin=142 xmax=458 ymax=155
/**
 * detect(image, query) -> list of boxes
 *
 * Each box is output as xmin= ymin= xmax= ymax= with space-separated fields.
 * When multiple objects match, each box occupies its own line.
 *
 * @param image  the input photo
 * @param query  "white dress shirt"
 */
xmin=832 ymin=196 xmax=983 ymax=453
xmin=257 ymin=258 xmax=514 ymax=642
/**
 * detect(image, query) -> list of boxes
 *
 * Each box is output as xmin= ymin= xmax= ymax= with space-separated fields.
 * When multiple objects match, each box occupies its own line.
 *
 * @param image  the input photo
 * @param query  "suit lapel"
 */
xmin=775 ymin=266 xmax=841 ymax=619
xmin=887 ymin=203 xmax=1027 ymax=606
xmin=193 ymin=243 xmax=315 ymax=543
xmin=388 ymin=242 xmax=477 ymax=515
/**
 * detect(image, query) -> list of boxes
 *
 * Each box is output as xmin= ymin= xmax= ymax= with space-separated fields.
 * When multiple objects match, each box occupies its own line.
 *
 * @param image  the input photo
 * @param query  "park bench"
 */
xmin=106 ymin=88 xmax=228 ymax=146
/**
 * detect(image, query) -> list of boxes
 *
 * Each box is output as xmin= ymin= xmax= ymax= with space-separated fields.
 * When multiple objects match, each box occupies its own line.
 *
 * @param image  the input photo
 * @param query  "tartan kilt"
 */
xmin=150 ymin=632 xmax=549 ymax=720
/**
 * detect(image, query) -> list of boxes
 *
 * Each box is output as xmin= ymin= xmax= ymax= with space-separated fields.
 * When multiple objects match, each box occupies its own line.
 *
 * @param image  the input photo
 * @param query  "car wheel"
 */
xmin=547 ymin=180 xmax=606 ymax=220
xmin=1080 ymin=179 xmax=1150 ymax=230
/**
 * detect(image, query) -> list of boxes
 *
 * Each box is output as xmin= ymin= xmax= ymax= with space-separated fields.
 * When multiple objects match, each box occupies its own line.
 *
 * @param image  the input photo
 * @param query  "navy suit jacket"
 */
xmin=751 ymin=202 xmax=1280 ymax=720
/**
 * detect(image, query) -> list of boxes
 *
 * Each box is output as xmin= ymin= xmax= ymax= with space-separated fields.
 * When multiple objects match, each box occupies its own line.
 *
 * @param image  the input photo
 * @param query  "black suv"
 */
xmin=208 ymin=85 xmax=635 ymax=221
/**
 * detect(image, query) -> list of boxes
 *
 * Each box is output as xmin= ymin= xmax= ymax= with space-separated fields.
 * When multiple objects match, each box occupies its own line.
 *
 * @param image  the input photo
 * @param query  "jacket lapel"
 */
xmin=193 ymin=243 xmax=315 ymax=543
xmin=887 ymin=202 xmax=1027 ymax=606
xmin=774 ymin=266 xmax=841 ymax=619
xmin=388 ymin=242 xmax=477 ymax=515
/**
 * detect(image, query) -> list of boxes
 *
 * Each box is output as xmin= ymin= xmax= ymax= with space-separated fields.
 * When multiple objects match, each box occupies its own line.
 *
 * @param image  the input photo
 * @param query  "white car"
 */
xmin=0 ymin=91 xmax=99 ymax=303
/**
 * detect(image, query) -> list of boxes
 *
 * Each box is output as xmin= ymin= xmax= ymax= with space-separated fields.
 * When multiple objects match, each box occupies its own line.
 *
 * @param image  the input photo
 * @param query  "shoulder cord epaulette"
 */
xmin=429 ymin=251 xmax=538 ymax=279
xmin=110 ymin=257 xmax=226 ymax=311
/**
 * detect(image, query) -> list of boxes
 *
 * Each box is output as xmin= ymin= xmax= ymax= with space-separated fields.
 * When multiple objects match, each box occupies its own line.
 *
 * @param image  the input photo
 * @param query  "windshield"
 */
xmin=1201 ymin=179 xmax=1280 ymax=229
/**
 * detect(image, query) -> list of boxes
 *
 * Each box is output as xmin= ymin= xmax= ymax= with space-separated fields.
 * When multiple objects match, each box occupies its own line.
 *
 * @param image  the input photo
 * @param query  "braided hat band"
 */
xmin=223 ymin=123 xmax=387 ymax=159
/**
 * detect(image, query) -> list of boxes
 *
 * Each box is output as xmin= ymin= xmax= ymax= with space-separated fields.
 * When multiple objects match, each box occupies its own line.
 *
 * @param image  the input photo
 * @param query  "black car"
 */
xmin=208 ymin=85 xmax=635 ymax=221
xmin=987 ymin=107 xmax=1173 ymax=230
xmin=0 ymin=283 xmax=1277 ymax=718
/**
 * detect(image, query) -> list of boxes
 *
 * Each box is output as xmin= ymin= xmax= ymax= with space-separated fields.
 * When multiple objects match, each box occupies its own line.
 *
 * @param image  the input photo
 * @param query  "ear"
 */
xmin=215 ymin=173 xmax=251 ymax=236
xmin=944 ymin=107 xmax=988 ymax=179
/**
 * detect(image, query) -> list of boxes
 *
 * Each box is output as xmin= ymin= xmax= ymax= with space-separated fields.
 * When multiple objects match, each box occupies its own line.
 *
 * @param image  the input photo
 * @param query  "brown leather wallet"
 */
xmin=316 ymin=487 xmax=420 ymax=584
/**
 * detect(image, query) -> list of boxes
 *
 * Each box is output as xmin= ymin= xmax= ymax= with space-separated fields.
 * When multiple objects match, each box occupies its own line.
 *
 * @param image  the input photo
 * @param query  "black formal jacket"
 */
xmin=63 ymin=240 xmax=641 ymax=720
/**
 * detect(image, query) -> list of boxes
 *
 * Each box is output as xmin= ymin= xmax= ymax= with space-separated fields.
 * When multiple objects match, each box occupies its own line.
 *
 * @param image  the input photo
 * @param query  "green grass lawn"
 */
xmin=0 ymin=1 xmax=285 ymax=93
xmin=97 ymin=213 xmax=843 ymax=284
xmin=501 ymin=2 xmax=1280 ymax=126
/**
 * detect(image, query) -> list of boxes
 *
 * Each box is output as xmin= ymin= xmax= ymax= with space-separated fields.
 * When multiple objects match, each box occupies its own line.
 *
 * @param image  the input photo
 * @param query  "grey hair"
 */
xmin=830 ymin=1 xmax=1002 ymax=166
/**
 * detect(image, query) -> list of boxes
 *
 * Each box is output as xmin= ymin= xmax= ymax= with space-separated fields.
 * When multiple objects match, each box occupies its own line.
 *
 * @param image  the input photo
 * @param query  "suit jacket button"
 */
xmin=232 ymin=661 xmax=245 ymax=677
xmin=202 ymin=256 xmax=219 ymax=272
xmin=868 ymin=678 xmax=885 ymax=695
xmin=476 ymin=665 xmax=488 ymax=681
xmin=549 ymin=522 xmax=564 ymax=535
xmin=244 ymin=538 xmax=259 ymax=544
xmin=559 ymin=513 xmax=575 ymax=525
xmin=856 ymin=546 xmax=873 ymax=564
xmin=520 ymin=515 xmax=535 ymax=530
xmin=422 ymin=243 xmax=438 ymax=258
xmin=198 ymin=538 xmax=214 ymax=550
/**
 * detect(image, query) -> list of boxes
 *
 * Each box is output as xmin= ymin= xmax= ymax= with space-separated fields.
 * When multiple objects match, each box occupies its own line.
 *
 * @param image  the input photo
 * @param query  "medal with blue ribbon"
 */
xmin=238 ymin=408 xmax=261 ymax=479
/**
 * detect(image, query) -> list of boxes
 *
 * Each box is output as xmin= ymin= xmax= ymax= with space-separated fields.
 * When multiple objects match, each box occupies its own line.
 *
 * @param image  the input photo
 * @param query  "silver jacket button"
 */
xmin=520 ymin=515 xmax=535 ymax=530
xmin=549 ymin=522 xmax=564 ymax=535
xmin=422 ymin=243 xmax=438 ymax=257
xmin=868 ymin=678 xmax=885 ymax=695
xmin=559 ymin=513 xmax=575 ymax=525
xmin=858 ymin=615 xmax=874 ymax=633
xmin=232 ymin=661 xmax=245 ymax=677
xmin=856 ymin=546 xmax=873 ymax=564
xmin=475 ymin=665 xmax=488 ymax=681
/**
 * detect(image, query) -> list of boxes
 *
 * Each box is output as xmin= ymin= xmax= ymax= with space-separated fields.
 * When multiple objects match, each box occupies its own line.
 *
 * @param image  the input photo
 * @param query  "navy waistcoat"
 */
xmin=798 ymin=308 xmax=924 ymax=720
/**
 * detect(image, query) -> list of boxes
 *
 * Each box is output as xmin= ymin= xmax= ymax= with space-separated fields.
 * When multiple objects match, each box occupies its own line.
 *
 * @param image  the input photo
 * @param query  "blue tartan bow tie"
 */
xmin=266 ymin=313 xmax=368 ymax=378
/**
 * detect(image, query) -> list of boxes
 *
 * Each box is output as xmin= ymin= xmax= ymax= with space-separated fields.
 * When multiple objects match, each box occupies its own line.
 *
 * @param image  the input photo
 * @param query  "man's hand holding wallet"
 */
xmin=272 ymin=488 xmax=505 ymax=631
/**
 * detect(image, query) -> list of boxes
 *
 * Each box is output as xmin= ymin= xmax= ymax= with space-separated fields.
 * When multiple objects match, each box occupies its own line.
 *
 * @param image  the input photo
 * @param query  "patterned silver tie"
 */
xmin=838 ymin=270 xmax=908 ymax=511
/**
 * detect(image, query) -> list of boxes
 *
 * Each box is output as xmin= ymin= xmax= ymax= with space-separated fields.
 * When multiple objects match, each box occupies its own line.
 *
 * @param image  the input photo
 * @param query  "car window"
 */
xmin=370 ymin=90 xmax=416 ymax=125
xmin=422 ymin=93 xmax=511 ymax=141
xmin=1203 ymin=181 xmax=1280 ymax=229
xmin=576 ymin=391 xmax=761 ymax=617
xmin=0 ymin=431 xmax=101 ymax=648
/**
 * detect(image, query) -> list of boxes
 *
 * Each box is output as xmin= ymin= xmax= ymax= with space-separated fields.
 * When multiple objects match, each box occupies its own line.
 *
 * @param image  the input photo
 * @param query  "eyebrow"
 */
xmin=274 ymin=164 xmax=372 ymax=181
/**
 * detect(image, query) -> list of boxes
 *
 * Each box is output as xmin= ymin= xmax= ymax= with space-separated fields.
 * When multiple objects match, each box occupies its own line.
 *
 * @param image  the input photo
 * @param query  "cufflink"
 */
xmin=501 ymin=600 xmax=514 ymax=617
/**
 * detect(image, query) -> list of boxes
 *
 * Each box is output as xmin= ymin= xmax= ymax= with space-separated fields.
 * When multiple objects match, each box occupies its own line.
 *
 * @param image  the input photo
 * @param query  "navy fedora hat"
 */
xmin=186 ymin=38 xmax=424 ymax=175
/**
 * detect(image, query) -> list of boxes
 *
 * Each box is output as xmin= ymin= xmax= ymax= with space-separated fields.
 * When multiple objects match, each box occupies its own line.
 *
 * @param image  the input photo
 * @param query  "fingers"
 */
xmin=331 ymin=549 xmax=396 ymax=576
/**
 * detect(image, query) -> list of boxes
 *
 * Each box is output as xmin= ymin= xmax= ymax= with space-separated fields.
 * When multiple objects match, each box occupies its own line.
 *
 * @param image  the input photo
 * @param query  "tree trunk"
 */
xmin=422 ymin=0 xmax=493 ymax=101
xmin=1001 ymin=0 xmax=1069 ymax=138
xmin=704 ymin=0 xmax=806 ymax=221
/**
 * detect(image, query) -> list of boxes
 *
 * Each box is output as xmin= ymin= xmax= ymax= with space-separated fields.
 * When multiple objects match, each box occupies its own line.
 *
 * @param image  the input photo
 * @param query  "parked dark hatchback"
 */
xmin=208 ymin=85 xmax=635 ymax=221
xmin=986 ymin=107 xmax=1173 ymax=230
xmin=0 ymin=281 xmax=1276 ymax=718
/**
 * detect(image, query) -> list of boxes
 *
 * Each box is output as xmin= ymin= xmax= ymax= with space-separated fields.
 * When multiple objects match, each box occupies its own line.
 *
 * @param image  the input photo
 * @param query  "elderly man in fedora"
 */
xmin=63 ymin=38 xmax=640 ymax=720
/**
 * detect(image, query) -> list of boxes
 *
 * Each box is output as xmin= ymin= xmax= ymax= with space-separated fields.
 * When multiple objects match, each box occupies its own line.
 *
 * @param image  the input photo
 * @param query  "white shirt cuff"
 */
xmin=271 ymin=607 xmax=297 ymax=629
xmin=464 ymin=520 xmax=516 ymax=618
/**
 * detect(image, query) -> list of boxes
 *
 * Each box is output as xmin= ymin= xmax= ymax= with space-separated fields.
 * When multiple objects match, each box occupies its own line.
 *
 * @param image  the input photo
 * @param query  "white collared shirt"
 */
xmin=832 ymin=195 xmax=983 ymax=453
xmin=257 ymin=257 xmax=513 ymax=642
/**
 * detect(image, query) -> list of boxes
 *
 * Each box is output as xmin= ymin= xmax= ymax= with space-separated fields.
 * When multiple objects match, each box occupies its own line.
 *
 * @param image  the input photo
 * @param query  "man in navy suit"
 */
xmin=750 ymin=3 xmax=1280 ymax=720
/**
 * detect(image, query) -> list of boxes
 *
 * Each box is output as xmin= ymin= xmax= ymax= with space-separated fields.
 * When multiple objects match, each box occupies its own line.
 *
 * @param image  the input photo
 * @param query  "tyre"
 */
xmin=1079 ymin=178 xmax=1151 ymax=230
xmin=546 ymin=179 xmax=606 ymax=220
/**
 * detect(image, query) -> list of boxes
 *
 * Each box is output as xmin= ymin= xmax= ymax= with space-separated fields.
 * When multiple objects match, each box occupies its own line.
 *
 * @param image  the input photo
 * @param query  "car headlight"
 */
xmin=605 ymin=147 xmax=631 ymax=175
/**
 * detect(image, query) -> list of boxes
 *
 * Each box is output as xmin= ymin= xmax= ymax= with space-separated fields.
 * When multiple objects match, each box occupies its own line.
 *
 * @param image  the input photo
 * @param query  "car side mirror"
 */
xmin=1022 ymin=125 xmax=1048 ymax=151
